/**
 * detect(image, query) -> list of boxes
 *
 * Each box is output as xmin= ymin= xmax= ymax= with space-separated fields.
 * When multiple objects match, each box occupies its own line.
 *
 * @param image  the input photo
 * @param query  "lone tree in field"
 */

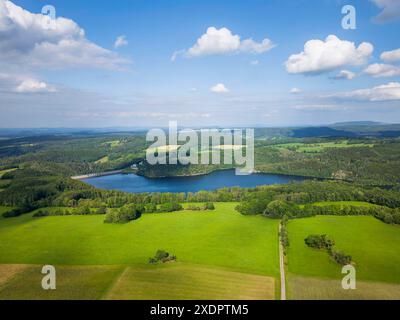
xmin=149 ymin=250 xmax=177 ymax=264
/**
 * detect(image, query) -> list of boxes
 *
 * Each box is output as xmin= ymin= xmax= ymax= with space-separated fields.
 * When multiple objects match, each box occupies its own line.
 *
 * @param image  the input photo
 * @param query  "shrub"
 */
xmin=236 ymin=199 xmax=269 ymax=215
xmin=392 ymin=213 xmax=400 ymax=225
xmin=280 ymin=217 xmax=290 ymax=254
xmin=155 ymin=250 xmax=170 ymax=261
xmin=104 ymin=204 xmax=142 ymax=224
xmin=204 ymin=202 xmax=215 ymax=210
xmin=187 ymin=203 xmax=215 ymax=211
xmin=149 ymin=250 xmax=177 ymax=264
xmin=2 ymin=205 xmax=37 ymax=218
xmin=33 ymin=210 xmax=50 ymax=218
xmin=331 ymin=250 xmax=352 ymax=265
xmin=78 ymin=206 xmax=91 ymax=215
xmin=187 ymin=204 xmax=201 ymax=211
xmin=383 ymin=213 xmax=394 ymax=224
xmin=53 ymin=209 xmax=64 ymax=216
xmin=305 ymin=234 xmax=335 ymax=250
xmin=305 ymin=234 xmax=352 ymax=266
xmin=96 ymin=206 xmax=107 ymax=215
xmin=144 ymin=203 xmax=157 ymax=213
xmin=158 ymin=203 xmax=183 ymax=213
xmin=104 ymin=211 xmax=116 ymax=223
xmin=264 ymin=200 xmax=300 ymax=219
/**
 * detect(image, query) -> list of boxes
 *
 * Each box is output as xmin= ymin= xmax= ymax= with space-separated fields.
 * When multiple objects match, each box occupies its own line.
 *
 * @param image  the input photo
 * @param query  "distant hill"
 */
xmin=291 ymin=127 xmax=356 ymax=138
xmin=331 ymin=121 xmax=385 ymax=127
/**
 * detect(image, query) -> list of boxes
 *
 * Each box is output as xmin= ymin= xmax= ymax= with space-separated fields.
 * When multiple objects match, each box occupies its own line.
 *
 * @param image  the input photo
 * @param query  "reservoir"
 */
xmin=82 ymin=169 xmax=307 ymax=193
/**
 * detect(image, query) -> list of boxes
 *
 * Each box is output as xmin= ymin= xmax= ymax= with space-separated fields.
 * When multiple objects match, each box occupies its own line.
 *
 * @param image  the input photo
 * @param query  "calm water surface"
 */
xmin=83 ymin=170 xmax=306 ymax=193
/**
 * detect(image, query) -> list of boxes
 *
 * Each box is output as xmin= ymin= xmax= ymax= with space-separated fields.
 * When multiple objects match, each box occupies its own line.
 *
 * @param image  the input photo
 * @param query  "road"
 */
xmin=279 ymin=223 xmax=287 ymax=301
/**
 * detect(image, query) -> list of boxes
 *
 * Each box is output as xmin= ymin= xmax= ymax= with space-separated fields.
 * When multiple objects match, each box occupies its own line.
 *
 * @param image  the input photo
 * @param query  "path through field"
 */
xmin=279 ymin=223 xmax=286 ymax=300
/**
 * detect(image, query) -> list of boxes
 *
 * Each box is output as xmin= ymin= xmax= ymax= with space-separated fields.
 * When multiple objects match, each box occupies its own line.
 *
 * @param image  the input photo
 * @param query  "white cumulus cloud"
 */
xmin=114 ymin=35 xmax=128 ymax=48
xmin=285 ymin=35 xmax=373 ymax=75
xmin=381 ymin=48 xmax=400 ymax=62
xmin=329 ymin=82 xmax=400 ymax=101
xmin=15 ymin=79 xmax=56 ymax=93
xmin=363 ymin=63 xmax=400 ymax=78
xmin=172 ymin=27 xmax=275 ymax=60
xmin=371 ymin=0 xmax=400 ymax=23
xmin=0 ymin=0 xmax=130 ymax=70
xmin=210 ymin=83 xmax=229 ymax=93
xmin=333 ymin=70 xmax=356 ymax=80
xmin=0 ymin=72 xmax=56 ymax=93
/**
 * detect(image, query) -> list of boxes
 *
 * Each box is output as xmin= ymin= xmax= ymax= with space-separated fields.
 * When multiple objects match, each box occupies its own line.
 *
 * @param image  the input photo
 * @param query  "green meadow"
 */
xmin=298 ymin=201 xmax=380 ymax=209
xmin=0 ymin=203 xmax=280 ymax=299
xmin=274 ymin=141 xmax=373 ymax=153
xmin=0 ymin=203 xmax=279 ymax=276
xmin=286 ymin=215 xmax=400 ymax=299
xmin=287 ymin=215 xmax=400 ymax=283
xmin=310 ymin=201 xmax=378 ymax=207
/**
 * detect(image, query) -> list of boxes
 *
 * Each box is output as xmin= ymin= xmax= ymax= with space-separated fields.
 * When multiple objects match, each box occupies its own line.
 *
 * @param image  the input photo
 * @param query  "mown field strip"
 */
xmin=288 ymin=275 xmax=400 ymax=300
xmin=0 ymin=263 xmax=275 ymax=300
xmin=0 ymin=264 xmax=122 ymax=300
xmin=104 ymin=263 xmax=275 ymax=300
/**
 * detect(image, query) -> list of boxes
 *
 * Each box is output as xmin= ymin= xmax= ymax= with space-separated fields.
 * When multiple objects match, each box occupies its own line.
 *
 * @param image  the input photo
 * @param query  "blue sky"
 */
xmin=0 ymin=0 xmax=400 ymax=127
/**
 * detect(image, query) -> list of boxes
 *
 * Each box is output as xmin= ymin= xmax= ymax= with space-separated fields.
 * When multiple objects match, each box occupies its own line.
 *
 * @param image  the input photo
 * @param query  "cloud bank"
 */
xmin=330 ymin=82 xmax=400 ymax=101
xmin=363 ymin=63 xmax=400 ymax=78
xmin=0 ymin=0 xmax=130 ymax=70
xmin=381 ymin=48 xmax=400 ymax=62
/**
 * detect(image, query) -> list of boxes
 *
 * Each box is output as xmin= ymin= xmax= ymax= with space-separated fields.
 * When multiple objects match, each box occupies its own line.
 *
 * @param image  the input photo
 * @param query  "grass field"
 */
xmin=0 ymin=264 xmax=123 ymax=300
xmin=0 ymin=203 xmax=279 ymax=277
xmin=95 ymin=156 xmax=109 ymax=164
xmin=288 ymin=275 xmax=400 ymax=300
xmin=299 ymin=201 xmax=380 ymax=209
xmin=0 ymin=264 xmax=29 ymax=287
xmin=287 ymin=216 xmax=400 ymax=283
xmin=0 ymin=203 xmax=279 ymax=300
xmin=311 ymin=201 xmax=377 ymax=207
xmin=2 ymin=202 xmax=400 ymax=300
xmin=274 ymin=141 xmax=373 ymax=153
xmin=105 ymin=263 xmax=275 ymax=300
xmin=0 ymin=263 xmax=275 ymax=300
